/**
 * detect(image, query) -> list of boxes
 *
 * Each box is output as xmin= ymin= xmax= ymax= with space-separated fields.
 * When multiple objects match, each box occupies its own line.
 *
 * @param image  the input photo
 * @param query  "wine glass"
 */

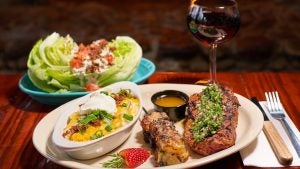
xmin=187 ymin=0 xmax=240 ymax=84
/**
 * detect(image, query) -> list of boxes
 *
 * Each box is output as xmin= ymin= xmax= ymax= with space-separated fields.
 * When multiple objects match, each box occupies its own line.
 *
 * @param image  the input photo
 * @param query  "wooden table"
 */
xmin=0 ymin=72 xmax=299 ymax=169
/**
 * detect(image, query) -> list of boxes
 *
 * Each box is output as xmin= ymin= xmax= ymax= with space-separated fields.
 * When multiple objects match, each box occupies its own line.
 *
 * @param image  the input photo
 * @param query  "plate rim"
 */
xmin=32 ymin=83 xmax=263 ymax=169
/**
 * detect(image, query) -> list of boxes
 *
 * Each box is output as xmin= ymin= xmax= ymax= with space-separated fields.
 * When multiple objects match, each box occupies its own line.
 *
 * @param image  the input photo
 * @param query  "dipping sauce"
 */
xmin=155 ymin=96 xmax=186 ymax=107
xmin=151 ymin=90 xmax=189 ymax=121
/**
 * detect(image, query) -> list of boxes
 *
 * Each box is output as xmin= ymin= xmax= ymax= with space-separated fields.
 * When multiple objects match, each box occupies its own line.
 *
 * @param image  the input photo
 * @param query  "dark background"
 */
xmin=0 ymin=0 xmax=300 ymax=73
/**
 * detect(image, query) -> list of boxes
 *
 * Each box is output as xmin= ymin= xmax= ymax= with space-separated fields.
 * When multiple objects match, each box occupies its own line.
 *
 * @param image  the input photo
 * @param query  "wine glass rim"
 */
xmin=191 ymin=0 xmax=238 ymax=8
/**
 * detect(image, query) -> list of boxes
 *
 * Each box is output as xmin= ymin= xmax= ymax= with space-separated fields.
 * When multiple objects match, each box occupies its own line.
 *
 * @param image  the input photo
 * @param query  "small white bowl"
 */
xmin=51 ymin=81 xmax=142 ymax=160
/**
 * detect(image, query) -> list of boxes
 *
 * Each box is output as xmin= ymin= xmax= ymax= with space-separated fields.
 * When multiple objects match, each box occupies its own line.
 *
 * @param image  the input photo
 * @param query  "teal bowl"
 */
xmin=18 ymin=58 xmax=155 ymax=105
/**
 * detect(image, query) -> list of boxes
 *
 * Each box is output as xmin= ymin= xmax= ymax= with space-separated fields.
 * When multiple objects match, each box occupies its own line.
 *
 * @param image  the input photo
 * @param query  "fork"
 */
xmin=265 ymin=91 xmax=300 ymax=158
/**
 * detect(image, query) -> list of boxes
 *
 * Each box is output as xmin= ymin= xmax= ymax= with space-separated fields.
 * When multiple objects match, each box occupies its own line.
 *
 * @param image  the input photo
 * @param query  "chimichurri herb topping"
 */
xmin=192 ymin=84 xmax=223 ymax=142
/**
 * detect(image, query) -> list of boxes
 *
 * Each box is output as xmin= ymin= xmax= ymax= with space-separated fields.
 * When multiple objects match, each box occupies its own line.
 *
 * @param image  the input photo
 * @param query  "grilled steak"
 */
xmin=141 ymin=111 xmax=189 ymax=166
xmin=184 ymin=85 xmax=240 ymax=156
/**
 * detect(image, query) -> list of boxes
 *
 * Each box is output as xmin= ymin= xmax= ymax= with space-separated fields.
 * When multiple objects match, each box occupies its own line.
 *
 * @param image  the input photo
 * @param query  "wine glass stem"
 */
xmin=209 ymin=43 xmax=217 ymax=84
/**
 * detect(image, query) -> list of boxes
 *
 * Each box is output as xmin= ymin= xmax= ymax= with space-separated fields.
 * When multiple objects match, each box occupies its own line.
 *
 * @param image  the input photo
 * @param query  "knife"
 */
xmin=251 ymin=97 xmax=293 ymax=165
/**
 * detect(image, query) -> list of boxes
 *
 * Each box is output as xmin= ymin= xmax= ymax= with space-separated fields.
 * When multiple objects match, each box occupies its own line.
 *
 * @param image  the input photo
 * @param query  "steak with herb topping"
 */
xmin=183 ymin=85 xmax=240 ymax=156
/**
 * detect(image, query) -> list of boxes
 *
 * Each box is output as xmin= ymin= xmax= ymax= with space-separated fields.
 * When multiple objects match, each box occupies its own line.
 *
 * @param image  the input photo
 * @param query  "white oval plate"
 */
xmin=32 ymin=84 xmax=263 ymax=169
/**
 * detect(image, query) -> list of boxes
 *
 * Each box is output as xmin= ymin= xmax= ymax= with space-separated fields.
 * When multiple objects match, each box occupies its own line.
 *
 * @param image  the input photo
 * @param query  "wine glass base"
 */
xmin=195 ymin=79 xmax=233 ymax=90
xmin=195 ymin=79 xmax=219 ymax=86
xmin=195 ymin=79 xmax=209 ymax=85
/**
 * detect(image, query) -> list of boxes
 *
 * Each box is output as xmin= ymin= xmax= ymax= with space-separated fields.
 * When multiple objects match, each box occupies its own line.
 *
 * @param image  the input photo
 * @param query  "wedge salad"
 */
xmin=27 ymin=32 xmax=142 ymax=93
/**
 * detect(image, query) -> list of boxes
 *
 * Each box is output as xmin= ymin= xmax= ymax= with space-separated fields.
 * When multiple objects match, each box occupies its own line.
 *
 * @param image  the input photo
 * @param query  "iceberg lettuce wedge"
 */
xmin=27 ymin=32 xmax=142 ymax=93
xmin=98 ymin=36 xmax=142 ymax=86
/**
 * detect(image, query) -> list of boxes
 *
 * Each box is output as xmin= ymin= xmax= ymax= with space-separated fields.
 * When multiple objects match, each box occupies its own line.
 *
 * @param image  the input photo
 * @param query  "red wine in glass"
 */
xmin=187 ymin=0 xmax=240 ymax=83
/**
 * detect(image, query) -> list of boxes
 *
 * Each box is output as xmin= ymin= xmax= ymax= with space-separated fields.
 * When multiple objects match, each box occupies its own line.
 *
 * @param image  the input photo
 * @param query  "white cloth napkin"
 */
xmin=240 ymin=101 xmax=300 ymax=167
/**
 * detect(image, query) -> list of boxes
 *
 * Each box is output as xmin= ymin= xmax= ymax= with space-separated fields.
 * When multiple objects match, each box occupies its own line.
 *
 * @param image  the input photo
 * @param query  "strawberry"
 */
xmin=119 ymin=148 xmax=150 ymax=168
xmin=102 ymin=148 xmax=150 ymax=168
